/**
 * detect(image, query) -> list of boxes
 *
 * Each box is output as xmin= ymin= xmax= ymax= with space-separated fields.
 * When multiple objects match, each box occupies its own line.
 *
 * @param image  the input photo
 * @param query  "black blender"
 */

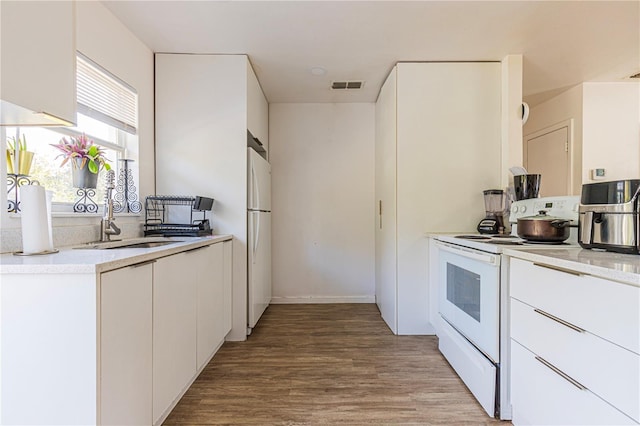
xmin=477 ymin=189 xmax=506 ymax=234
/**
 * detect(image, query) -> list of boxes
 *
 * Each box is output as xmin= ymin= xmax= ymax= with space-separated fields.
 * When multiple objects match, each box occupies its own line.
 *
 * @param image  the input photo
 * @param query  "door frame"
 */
xmin=523 ymin=118 xmax=574 ymax=196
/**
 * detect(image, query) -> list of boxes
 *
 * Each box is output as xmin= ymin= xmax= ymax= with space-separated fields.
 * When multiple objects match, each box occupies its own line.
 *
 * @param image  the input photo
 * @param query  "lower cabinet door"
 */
xmin=100 ymin=262 xmax=153 ymax=425
xmin=222 ymin=240 xmax=233 ymax=336
xmin=511 ymin=340 xmax=636 ymax=426
xmin=153 ymin=253 xmax=197 ymax=423
xmin=195 ymin=243 xmax=225 ymax=370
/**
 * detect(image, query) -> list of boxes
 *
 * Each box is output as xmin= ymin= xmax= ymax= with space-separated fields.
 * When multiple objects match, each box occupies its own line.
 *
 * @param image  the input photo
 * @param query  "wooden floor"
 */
xmin=164 ymin=304 xmax=505 ymax=425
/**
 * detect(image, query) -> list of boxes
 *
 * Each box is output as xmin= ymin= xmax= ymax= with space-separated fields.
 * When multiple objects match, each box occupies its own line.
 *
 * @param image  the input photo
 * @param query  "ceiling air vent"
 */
xmin=331 ymin=81 xmax=364 ymax=90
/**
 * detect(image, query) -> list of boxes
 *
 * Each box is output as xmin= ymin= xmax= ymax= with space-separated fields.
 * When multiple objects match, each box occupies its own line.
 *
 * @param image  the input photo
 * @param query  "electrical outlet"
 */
xmin=591 ymin=168 xmax=606 ymax=180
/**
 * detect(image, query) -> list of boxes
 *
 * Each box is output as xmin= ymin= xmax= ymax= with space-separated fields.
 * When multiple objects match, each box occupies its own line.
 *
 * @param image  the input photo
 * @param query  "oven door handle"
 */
xmin=435 ymin=241 xmax=500 ymax=266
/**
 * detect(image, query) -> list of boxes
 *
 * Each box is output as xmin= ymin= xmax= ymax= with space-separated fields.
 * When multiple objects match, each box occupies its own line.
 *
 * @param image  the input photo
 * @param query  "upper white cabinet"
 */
xmin=247 ymin=61 xmax=269 ymax=155
xmin=0 ymin=0 xmax=76 ymax=126
xmin=375 ymin=62 xmax=502 ymax=335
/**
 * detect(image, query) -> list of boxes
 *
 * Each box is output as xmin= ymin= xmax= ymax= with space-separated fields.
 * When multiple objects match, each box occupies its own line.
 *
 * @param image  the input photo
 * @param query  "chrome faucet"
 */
xmin=101 ymin=170 xmax=121 ymax=242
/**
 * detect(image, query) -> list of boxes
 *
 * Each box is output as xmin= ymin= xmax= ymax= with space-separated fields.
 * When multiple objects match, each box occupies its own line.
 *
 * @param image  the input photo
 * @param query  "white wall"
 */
xmin=501 ymin=55 xmax=524 ymax=188
xmin=524 ymin=84 xmax=583 ymax=195
xmin=524 ymin=82 xmax=640 ymax=194
xmin=269 ymin=103 xmax=375 ymax=303
xmin=0 ymin=2 xmax=154 ymax=252
xmin=76 ymin=1 xmax=155 ymax=201
xmin=582 ymin=82 xmax=640 ymax=182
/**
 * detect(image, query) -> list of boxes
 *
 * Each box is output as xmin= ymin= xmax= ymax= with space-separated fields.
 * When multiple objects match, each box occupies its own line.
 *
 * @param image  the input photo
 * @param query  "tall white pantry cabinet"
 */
xmin=155 ymin=54 xmax=268 ymax=341
xmin=375 ymin=62 xmax=502 ymax=334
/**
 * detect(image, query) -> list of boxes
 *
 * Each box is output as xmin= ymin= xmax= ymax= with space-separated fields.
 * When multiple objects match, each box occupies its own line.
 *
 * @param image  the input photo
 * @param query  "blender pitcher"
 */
xmin=477 ymin=189 xmax=506 ymax=234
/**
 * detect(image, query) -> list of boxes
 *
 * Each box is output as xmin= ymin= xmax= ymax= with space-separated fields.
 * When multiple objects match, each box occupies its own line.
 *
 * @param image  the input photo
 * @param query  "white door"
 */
xmin=248 ymin=210 xmax=271 ymax=329
xmin=524 ymin=121 xmax=572 ymax=196
xmin=375 ymin=67 xmax=398 ymax=334
xmin=248 ymin=148 xmax=271 ymax=211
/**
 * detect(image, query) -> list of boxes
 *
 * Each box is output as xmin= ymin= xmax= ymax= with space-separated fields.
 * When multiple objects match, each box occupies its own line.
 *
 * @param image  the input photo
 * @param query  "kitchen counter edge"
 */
xmin=503 ymin=247 xmax=640 ymax=287
xmin=0 ymin=235 xmax=233 ymax=275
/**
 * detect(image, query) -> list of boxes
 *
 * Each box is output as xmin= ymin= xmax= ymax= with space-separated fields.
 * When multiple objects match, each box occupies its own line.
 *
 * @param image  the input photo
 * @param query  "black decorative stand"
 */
xmin=73 ymin=188 xmax=99 ymax=213
xmin=113 ymin=159 xmax=142 ymax=214
xmin=7 ymin=174 xmax=40 ymax=213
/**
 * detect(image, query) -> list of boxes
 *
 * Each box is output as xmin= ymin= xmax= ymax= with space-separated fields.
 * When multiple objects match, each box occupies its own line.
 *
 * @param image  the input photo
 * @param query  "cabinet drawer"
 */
xmin=511 ymin=298 xmax=640 ymax=422
xmin=511 ymin=340 xmax=636 ymax=425
xmin=510 ymin=258 xmax=639 ymax=353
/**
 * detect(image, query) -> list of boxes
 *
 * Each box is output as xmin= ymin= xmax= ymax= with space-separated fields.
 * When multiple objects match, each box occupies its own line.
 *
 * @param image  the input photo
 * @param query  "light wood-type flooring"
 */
xmin=164 ymin=304 xmax=505 ymax=425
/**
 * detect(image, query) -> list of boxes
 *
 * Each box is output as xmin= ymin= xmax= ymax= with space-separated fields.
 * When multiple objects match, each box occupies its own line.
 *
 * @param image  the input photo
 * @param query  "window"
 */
xmin=6 ymin=53 xmax=138 ymax=211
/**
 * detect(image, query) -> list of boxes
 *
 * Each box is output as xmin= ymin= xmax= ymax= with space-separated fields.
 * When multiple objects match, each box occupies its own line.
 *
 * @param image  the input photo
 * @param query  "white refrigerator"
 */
xmin=247 ymin=148 xmax=271 ymax=331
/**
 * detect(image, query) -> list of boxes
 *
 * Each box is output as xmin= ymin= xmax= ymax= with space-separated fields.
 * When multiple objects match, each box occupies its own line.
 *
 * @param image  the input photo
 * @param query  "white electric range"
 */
xmin=432 ymin=195 xmax=580 ymax=420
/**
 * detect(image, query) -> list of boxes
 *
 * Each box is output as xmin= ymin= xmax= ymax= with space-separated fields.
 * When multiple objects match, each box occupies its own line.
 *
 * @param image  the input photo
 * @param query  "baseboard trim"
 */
xmin=270 ymin=295 xmax=375 ymax=304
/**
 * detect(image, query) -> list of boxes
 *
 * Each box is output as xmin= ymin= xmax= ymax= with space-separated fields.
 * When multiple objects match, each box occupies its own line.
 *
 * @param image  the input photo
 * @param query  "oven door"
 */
xmin=436 ymin=241 xmax=500 ymax=363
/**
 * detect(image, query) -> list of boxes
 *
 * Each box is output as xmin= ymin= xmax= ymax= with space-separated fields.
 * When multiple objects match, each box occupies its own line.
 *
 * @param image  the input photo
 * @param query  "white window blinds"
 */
xmin=76 ymin=53 xmax=138 ymax=135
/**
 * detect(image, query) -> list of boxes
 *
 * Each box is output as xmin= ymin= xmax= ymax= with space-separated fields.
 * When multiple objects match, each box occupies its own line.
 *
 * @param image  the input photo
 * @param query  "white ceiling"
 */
xmin=102 ymin=1 xmax=640 ymax=105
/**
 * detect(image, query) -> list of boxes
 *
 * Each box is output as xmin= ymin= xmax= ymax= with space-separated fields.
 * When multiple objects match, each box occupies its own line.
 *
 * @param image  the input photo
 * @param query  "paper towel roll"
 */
xmin=46 ymin=190 xmax=54 ymax=251
xmin=20 ymin=185 xmax=51 ymax=254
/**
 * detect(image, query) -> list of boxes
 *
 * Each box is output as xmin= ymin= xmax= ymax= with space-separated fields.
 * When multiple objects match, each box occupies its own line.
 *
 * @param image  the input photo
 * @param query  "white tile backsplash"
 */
xmin=0 ymin=215 xmax=143 ymax=253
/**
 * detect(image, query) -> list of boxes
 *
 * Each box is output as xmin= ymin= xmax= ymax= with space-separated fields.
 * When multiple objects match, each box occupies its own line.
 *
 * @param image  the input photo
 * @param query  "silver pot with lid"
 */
xmin=517 ymin=210 xmax=571 ymax=242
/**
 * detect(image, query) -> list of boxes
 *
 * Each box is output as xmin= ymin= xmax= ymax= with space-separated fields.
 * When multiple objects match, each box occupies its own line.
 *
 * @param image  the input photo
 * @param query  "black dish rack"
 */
xmin=144 ymin=195 xmax=214 ymax=237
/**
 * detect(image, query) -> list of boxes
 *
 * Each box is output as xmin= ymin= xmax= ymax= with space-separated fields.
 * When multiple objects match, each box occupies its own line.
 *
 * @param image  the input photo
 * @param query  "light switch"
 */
xmin=591 ymin=168 xmax=606 ymax=180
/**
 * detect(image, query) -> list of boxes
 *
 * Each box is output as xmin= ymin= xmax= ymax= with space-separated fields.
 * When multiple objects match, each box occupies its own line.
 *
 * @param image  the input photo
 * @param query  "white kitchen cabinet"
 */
xmin=0 ymin=239 xmax=232 ymax=425
xmin=153 ymin=241 xmax=231 ymax=424
xmin=153 ymin=252 xmax=197 ymax=423
xmin=156 ymin=54 xmax=268 ymax=341
xmin=0 ymin=0 xmax=76 ymax=126
xmin=510 ymin=257 xmax=640 ymax=425
xmin=223 ymin=240 xmax=233 ymax=335
xmin=511 ymin=340 xmax=636 ymax=426
xmin=247 ymin=61 xmax=269 ymax=156
xmin=374 ymin=67 xmax=398 ymax=332
xmin=100 ymin=261 xmax=153 ymax=426
xmin=1 ymin=273 xmax=98 ymax=425
xmin=195 ymin=243 xmax=225 ymax=370
xmin=375 ymin=62 xmax=502 ymax=334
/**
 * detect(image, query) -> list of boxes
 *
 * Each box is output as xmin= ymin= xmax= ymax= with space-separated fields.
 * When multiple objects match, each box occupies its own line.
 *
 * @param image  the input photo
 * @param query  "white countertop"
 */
xmin=0 ymin=235 xmax=232 ymax=275
xmin=503 ymin=247 xmax=640 ymax=287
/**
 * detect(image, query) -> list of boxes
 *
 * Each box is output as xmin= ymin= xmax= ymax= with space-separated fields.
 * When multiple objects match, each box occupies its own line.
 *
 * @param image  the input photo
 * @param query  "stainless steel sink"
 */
xmin=104 ymin=241 xmax=177 ymax=249
xmin=75 ymin=238 xmax=186 ymax=250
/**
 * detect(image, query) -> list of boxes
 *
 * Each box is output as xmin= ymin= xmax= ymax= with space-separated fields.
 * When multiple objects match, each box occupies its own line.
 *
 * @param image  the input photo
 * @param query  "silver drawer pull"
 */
xmin=131 ymin=259 xmax=157 ymax=268
xmin=535 ymin=356 xmax=587 ymax=391
xmin=185 ymin=245 xmax=208 ymax=253
xmin=534 ymin=308 xmax=586 ymax=333
xmin=533 ymin=262 xmax=583 ymax=277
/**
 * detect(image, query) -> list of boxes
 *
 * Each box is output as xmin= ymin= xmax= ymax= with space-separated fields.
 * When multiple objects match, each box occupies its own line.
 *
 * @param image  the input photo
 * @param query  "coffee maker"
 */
xmin=478 ymin=189 xmax=506 ymax=234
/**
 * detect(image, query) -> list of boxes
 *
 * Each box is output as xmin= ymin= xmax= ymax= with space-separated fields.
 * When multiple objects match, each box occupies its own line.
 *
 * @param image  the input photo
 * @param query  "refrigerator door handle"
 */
xmin=252 ymin=212 xmax=260 ymax=263
xmin=252 ymin=160 xmax=260 ymax=209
